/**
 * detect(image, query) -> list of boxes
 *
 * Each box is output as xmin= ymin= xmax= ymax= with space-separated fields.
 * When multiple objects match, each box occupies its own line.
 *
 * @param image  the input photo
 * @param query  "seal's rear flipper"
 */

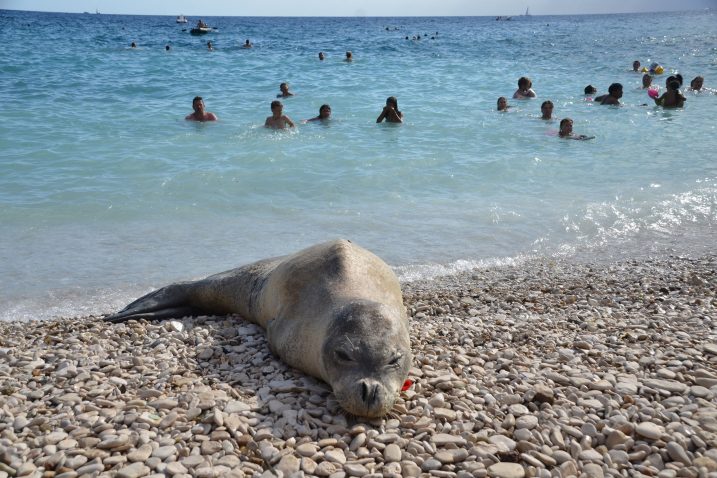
xmin=104 ymin=283 xmax=198 ymax=323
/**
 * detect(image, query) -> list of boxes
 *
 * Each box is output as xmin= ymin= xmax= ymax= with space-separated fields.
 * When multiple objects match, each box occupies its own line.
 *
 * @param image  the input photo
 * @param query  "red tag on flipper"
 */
xmin=401 ymin=379 xmax=414 ymax=391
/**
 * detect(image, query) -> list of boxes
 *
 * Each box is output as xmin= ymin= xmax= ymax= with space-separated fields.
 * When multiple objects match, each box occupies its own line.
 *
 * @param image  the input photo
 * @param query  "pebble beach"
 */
xmin=1 ymin=255 xmax=716 ymax=478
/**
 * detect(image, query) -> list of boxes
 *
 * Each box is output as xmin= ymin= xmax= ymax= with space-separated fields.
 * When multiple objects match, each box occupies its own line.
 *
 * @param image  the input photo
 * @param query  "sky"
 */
xmin=2 ymin=0 xmax=715 ymax=16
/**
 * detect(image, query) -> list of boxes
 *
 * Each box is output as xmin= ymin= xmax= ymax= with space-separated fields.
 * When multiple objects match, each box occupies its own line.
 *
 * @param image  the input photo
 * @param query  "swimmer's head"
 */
xmin=675 ymin=74 xmax=683 ymax=86
xmin=559 ymin=118 xmax=573 ymax=136
xmin=540 ymin=100 xmax=554 ymax=118
xmin=608 ymin=83 xmax=623 ymax=97
xmin=642 ymin=74 xmax=652 ymax=88
xmin=497 ymin=96 xmax=508 ymax=111
xmin=518 ymin=76 xmax=532 ymax=90
xmin=165 ymin=45 xmax=170 ymax=51
xmin=584 ymin=85 xmax=597 ymax=95
xmin=386 ymin=96 xmax=398 ymax=109
xmin=691 ymin=76 xmax=704 ymax=90
xmin=632 ymin=60 xmax=640 ymax=71
xmin=668 ymin=80 xmax=680 ymax=91
xmin=192 ymin=96 xmax=205 ymax=112
xmin=319 ymin=104 xmax=331 ymax=119
xmin=271 ymin=100 xmax=283 ymax=111
xmin=318 ymin=51 xmax=325 ymax=60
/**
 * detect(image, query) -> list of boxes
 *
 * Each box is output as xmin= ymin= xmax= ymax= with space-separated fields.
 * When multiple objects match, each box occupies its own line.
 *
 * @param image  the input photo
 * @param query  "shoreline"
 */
xmin=1 ymin=255 xmax=716 ymax=478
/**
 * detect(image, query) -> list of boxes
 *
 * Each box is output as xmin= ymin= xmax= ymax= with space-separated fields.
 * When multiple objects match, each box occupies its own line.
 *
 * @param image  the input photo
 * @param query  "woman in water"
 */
xmin=376 ymin=96 xmax=403 ymax=123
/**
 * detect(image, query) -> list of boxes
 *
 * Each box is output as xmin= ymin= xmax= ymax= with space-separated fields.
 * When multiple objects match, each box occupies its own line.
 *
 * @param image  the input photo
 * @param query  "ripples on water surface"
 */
xmin=1 ymin=9 xmax=716 ymax=320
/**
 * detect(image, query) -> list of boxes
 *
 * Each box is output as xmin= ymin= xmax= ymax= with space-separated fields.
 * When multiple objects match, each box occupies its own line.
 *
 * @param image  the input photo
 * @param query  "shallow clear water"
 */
xmin=1 ymin=9 xmax=716 ymax=321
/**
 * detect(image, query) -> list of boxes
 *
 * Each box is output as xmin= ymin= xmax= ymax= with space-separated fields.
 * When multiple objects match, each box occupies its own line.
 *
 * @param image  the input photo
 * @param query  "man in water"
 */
xmin=243 ymin=39 xmax=253 ymax=48
xmin=277 ymin=82 xmax=294 ymax=98
xmin=185 ymin=96 xmax=218 ymax=122
xmin=345 ymin=51 xmax=353 ymax=62
xmin=318 ymin=51 xmax=325 ymax=60
xmin=595 ymin=83 xmax=622 ymax=105
xmin=306 ymin=104 xmax=332 ymax=122
xmin=632 ymin=60 xmax=641 ymax=72
xmin=265 ymin=100 xmax=295 ymax=129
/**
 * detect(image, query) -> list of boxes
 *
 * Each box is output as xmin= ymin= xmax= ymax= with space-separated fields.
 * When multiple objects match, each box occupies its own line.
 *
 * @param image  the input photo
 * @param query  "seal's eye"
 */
xmin=388 ymin=355 xmax=402 ymax=367
xmin=336 ymin=350 xmax=352 ymax=362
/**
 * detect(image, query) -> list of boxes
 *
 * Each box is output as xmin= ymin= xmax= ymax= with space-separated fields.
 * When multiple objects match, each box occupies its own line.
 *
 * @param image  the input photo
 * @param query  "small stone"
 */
xmin=431 ymin=433 xmax=467 ymax=447
xmin=152 ymin=445 xmax=177 ymax=460
xmin=384 ymin=443 xmax=402 ymax=462
xmin=148 ymin=398 xmax=178 ymax=410
xmin=344 ymin=463 xmax=369 ymax=476
xmin=276 ymin=455 xmax=300 ymax=475
xmin=296 ymin=443 xmax=318 ymax=457
xmin=421 ymin=458 xmax=442 ymax=471
xmin=116 ymin=462 xmax=150 ymax=478
xmin=225 ymin=400 xmax=252 ymax=414
xmin=128 ymin=444 xmax=153 ymax=462
xmin=635 ymin=422 xmax=664 ymax=440
xmin=166 ymin=462 xmax=188 ymax=475
xmin=666 ymin=442 xmax=691 ymax=465
xmin=487 ymin=462 xmax=525 ymax=478
xmin=315 ymin=461 xmax=337 ymax=476
xmin=325 ymin=449 xmax=346 ymax=465
xmin=582 ymin=463 xmax=604 ymax=478
xmin=515 ymin=415 xmax=538 ymax=430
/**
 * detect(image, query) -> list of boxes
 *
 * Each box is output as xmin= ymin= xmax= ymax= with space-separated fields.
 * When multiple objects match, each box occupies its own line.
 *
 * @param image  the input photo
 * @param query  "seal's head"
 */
xmin=323 ymin=301 xmax=412 ymax=417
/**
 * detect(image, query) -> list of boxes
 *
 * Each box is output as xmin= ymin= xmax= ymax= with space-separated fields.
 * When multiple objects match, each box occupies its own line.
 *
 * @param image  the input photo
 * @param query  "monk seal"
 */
xmin=105 ymin=239 xmax=412 ymax=418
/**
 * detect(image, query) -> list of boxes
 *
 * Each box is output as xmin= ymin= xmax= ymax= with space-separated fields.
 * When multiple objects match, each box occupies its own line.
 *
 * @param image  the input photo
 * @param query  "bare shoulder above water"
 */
xmin=0 ymin=255 xmax=715 ymax=477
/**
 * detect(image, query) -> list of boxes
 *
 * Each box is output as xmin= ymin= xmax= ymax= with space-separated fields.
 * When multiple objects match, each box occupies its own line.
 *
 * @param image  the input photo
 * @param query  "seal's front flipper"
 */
xmin=104 ymin=283 xmax=198 ymax=323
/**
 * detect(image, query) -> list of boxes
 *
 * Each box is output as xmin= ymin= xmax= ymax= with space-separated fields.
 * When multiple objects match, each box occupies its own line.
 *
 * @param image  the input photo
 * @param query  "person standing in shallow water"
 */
xmin=265 ymin=100 xmax=295 ymax=129
xmin=595 ymin=83 xmax=623 ymax=105
xmin=376 ymin=96 xmax=402 ymax=123
xmin=185 ymin=96 xmax=218 ymax=122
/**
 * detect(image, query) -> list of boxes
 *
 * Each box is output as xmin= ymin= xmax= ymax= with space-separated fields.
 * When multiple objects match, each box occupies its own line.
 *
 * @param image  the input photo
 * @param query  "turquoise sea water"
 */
xmin=1 ymin=9 xmax=716 ymax=321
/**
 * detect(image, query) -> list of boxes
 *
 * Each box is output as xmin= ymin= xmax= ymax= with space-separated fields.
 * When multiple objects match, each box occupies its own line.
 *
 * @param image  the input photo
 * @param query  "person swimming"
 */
xmin=497 ymin=96 xmax=511 ymax=111
xmin=653 ymin=80 xmax=686 ymax=108
xmin=513 ymin=76 xmax=536 ymax=99
xmin=185 ymin=96 xmax=218 ymax=122
xmin=594 ymin=83 xmax=623 ymax=105
xmin=540 ymin=100 xmax=554 ymax=120
xmin=376 ymin=96 xmax=402 ymax=123
xmin=277 ymin=82 xmax=294 ymax=98
xmin=558 ymin=118 xmax=594 ymax=140
xmin=306 ymin=104 xmax=332 ymax=122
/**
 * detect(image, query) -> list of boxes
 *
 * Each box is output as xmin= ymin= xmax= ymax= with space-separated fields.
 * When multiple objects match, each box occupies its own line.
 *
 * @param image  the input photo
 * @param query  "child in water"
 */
xmin=497 ymin=96 xmax=511 ymax=111
xmin=558 ymin=118 xmax=594 ymax=140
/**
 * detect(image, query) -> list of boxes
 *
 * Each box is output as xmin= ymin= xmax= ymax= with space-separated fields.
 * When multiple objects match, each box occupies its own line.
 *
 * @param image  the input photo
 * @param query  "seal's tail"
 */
xmin=104 ymin=283 xmax=199 ymax=323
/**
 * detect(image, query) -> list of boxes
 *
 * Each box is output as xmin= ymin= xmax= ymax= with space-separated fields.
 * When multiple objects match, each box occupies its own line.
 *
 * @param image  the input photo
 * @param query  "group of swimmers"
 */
xmin=495 ymin=65 xmax=710 ymax=140
xmin=185 ymin=80 xmax=403 ymax=129
xmin=496 ymin=76 xmax=593 ymax=140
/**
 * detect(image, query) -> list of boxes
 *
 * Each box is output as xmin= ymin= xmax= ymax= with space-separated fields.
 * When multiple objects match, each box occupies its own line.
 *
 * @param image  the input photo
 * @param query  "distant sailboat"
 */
xmin=176 ymin=15 xmax=188 ymax=24
xmin=524 ymin=7 xmax=531 ymax=16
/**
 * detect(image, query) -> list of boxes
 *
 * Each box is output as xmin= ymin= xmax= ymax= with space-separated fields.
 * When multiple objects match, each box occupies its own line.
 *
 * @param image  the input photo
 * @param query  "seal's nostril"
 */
xmin=360 ymin=380 xmax=379 ymax=405
xmin=361 ymin=381 xmax=369 ymax=403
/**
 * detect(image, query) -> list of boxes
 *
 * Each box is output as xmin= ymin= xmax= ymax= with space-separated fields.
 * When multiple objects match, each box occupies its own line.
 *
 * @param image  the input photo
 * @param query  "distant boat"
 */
xmin=524 ymin=7 xmax=531 ymax=16
xmin=95 ymin=9 xmax=100 ymax=14
xmin=176 ymin=15 xmax=188 ymax=24
xmin=496 ymin=16 xmax=512 ymax=21
xmin=190 ymin=26 xmax=214 ymax=35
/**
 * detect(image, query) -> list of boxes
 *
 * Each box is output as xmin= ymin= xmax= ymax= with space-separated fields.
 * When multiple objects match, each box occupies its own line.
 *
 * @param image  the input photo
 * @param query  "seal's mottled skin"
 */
xmin=105 ymin=239 xmax=412 ymax=417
